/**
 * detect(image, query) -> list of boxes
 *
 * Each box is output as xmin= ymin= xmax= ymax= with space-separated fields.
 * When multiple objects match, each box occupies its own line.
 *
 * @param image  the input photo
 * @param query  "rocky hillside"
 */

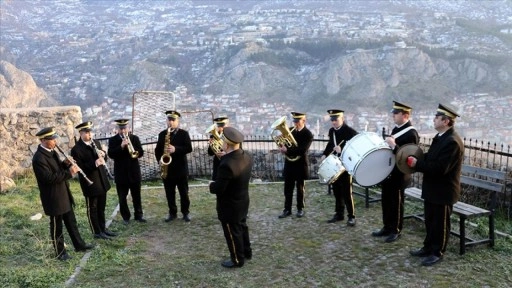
xmin=192 ymin=43 xmax=512 ymax=112
xmin=116 ymin=42 xmax=511 ymax=116
xmin=0 ymin=60 xmax=56 ymax=108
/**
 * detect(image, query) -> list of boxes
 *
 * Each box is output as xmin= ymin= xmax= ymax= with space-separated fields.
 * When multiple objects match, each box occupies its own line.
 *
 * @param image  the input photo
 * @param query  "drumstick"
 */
xmin=329 ymin=140 xmax=345 ymax=155
xmin=382 ymin=127 xmax=391 ymax=139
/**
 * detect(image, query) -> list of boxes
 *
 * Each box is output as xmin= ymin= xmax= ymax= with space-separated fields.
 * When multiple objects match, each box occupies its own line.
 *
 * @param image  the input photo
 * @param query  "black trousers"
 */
xmin=221 ymin=218 xmax=251 ymax=266
xmin=85 ymin=194 xmax=107 ymax=234
xmin=49 ymin=207 xmax=87 ymax=257
xmin=331 ymin=172 xmax=355 ymax=219
xmin=163 ymin=176 xmax=190 ymax=216
xmin=423 ymin=201 xmax=452 ymax=257
xmin=380 ymin=175 xmax=409 ymax=234
xmin=116 ymin=182 xmax=143 ymax=221
xmin=283 ymin=177 xmax=305 ymax=212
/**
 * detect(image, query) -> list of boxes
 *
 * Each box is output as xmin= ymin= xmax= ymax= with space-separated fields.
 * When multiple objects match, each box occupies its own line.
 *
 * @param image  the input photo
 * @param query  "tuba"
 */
xmin=160 ymin=128 xmax=172 ymax=179
xmin=271 ymin=116 xmax=300 ymax=161
xmin=205 ymin=123 xmax=223 ymax=156
xmin=122 ymin=133 xmax=139 ymax=158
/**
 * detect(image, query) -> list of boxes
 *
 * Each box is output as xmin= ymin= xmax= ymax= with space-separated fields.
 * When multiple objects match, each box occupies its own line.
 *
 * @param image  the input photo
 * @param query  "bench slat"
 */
xmin=462 ymin=165 xmax=507 ymax=180
xmin=461 ymin=176 xmax=505 ymax=193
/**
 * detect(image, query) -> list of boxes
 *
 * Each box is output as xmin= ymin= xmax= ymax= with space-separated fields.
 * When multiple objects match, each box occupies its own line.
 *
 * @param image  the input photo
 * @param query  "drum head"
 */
xmin=396 ymin=144 xmax=424 ymax=174
xmin=353 ymin=149 xmax=395 ymax=187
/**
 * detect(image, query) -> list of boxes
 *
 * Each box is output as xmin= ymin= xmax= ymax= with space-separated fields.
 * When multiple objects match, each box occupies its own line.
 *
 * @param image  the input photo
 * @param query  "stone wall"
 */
xmin=0 ymin=106 xmax=82 ymax=190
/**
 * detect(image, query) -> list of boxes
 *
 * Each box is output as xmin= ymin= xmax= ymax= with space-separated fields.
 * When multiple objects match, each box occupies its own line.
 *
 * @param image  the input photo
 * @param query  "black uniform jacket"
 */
xmin=71 ymin=139 xmax=111 ymax=197
xmin=283 ymin=126 xmax=313 ymax=179
xmin=209 ymin=149 xmax=253 ymax=223
xmin=388 ymin=121 xmax=419 ymax=181
xmin=108 ymin=133 xmax=144 ymax=185
xmin=415 ymin=127 xmax=464 ymax=205
xmin=32 ymin=145 xmax=75 ymax=216
xmin=322 ymin=123 xmax=358 ymax=157
xmin=154 ymin=128 xmax=193 ymax=179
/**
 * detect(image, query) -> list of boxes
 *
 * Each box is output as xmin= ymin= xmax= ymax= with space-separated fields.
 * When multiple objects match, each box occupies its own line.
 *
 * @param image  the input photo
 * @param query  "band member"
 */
xmin=322 ymin=109 xmax=358 ymax=226
xmin=207 ymin=116 xmax=229 ymax=180
xmin=108 ymin=119 xmax=146 ymax=224
xmin=372 ymin=101 xmax=419 ymax=243
xmin=209 ymin=127 xmax=253 ymax=268
xmin=32 ymin=127 xmax=94 ymax=260
xmin=71 ymin=121 xmax=117 ymax=240
xmin=155 ymin=110 xmax=193 ymax=222
xmin=278 ymin=112 xmax=313 ymax=218
xmin=407 ymin=104 xmax=464 ymax=266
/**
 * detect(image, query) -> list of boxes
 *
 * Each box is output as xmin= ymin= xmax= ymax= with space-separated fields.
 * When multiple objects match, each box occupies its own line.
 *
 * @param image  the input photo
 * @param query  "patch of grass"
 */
xmin=1 ymin=177 xmax=512 ymax=287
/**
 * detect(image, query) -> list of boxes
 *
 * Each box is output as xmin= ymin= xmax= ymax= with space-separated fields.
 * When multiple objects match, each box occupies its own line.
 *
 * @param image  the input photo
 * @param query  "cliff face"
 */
xmin=197 ymin=46 xmax=511 ymax=111
xmin=0 ymin=60 xmax=57 ymax=108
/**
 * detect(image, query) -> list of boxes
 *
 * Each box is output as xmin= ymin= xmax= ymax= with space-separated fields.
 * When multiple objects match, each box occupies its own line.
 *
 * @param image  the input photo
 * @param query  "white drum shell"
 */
xmin=340 ymin=132 xmax=395 ymax=187
xmin=318 ymin=154 xmax=346 ymax=184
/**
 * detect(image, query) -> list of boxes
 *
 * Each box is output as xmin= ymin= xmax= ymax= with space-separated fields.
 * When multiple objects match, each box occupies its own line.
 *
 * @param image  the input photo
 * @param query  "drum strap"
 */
xmin=392 ymin=126 xmax=416 ymax=139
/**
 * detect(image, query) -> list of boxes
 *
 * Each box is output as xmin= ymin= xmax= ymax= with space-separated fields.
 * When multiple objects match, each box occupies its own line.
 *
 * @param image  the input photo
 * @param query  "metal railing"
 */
xmin=95 ymin=134 xmax=330 ymax=181
xmin=95 ymin=133 xmax=511 ymax=182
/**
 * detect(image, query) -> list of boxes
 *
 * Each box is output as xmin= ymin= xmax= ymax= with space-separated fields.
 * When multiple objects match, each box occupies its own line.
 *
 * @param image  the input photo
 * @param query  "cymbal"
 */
xmin=396 ymin=144 xmax=424 ymax=174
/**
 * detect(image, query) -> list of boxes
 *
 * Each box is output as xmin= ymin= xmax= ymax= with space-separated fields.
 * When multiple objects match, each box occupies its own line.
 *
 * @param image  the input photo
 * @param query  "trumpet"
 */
xmin=160 ymin=128 xmax=172 ymax=179
xmin=122 ymin=133 xmax=139 ymax=158
xmin=271 ymin=116 xmax=300 ymax=161
xmin=90 ymin=140 xmax=114 ymax=179
xmin=205 ymin=123 xmax=223 ymax=156
xmin=54 ymin=145 xmax=94 ymax=186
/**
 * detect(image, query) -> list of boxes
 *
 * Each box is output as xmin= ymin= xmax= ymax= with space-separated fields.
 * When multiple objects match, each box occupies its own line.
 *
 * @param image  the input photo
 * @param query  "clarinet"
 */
xmin=55 ymin=145 xmax=94 ymax=186
xmin=91 ymin=140 xmax=114 ymax=179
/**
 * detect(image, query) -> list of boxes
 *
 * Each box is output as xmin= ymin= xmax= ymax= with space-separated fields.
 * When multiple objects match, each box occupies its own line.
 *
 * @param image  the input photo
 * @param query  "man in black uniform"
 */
xmin=322 ymin=109 xmax=358 ymax=226
xmin=155 ymin=110 xmax=193 ymax=222
xmin=32 ymin=127 xmax=94 ymax=260
xmin=71 ymin=121 xmax=116 ymax=240
xmin=407 ymin=103 xmax=464 ymax=266
xmin=372 ymin=101 xmax=419 ymax=243
xmin=209 ymin=126 xmax=253 ymax=268
xmin=207 ymin=116 xmax=228 ymax=180
xmin=108 ymin=119 xmax=146 ymax=224
xmin=277 ymin=112 xmax=313 ymax=218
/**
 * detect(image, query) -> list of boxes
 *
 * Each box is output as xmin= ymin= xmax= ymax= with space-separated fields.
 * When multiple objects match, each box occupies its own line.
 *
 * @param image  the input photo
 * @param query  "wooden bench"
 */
xmin=404 ymin=164 xmax=507 ymax=255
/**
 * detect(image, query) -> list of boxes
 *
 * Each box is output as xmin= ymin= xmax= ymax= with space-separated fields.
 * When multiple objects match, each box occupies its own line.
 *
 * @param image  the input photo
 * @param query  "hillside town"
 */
xmin=1 ymin=1 xmax=512 ymax=144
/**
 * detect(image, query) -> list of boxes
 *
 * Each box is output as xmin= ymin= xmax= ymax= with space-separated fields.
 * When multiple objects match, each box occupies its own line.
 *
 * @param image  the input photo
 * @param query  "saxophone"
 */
xmin=160 ymin=128 xmax=172 ymax=179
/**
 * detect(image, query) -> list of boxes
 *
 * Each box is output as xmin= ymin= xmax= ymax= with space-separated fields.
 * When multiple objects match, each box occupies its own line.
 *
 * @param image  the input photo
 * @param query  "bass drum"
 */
xmin=340 ymin=132 xmax=395 ymax=187
xmin=318 ymin=154 xmax=346 ymax=185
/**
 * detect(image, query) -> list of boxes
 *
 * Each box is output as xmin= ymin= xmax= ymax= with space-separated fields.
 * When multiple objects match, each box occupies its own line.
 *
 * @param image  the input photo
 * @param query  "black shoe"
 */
xmin=347 ymin=218 xmax=356 ymax=226
xmin=122 ymin=219 xmax=130 ymax=225
xmin=183 ymin=214 xmax=191 ymax=222
xmin=410 ymin=247 xmax=430 ymax=257
xmin=385 ymin=233 xmax=401 ymax=243
xmin=245 ymin=251 xmax=252 ymax=260
xmin=165 ymin=214 xmax=177 ymax=222
xmin=135 ymin=218 xmax=147 ymax=223
xmin=278 ymin=210 xmax=291 ymax=219
xmin=75 ymin=243 xmax=95 ymax=252
xmin=372 ymin=228 xmax=391 ymax=237
xmin=296 ymin=210 xmax=304 ymax=218
xmin=94 ymin=232 xmax=112 ymax=240
xmin=57 ymin=253 xmax=72 ymax=261
xmin=327 ymin=215 xmax=344 ymax=223
xmin=421 ymin=255 xmax=443 ymax=266
xmin=221 ymin=260 xmax=243 ymax=268
xmin=103 ymin=230 xmax=118 ymax=237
